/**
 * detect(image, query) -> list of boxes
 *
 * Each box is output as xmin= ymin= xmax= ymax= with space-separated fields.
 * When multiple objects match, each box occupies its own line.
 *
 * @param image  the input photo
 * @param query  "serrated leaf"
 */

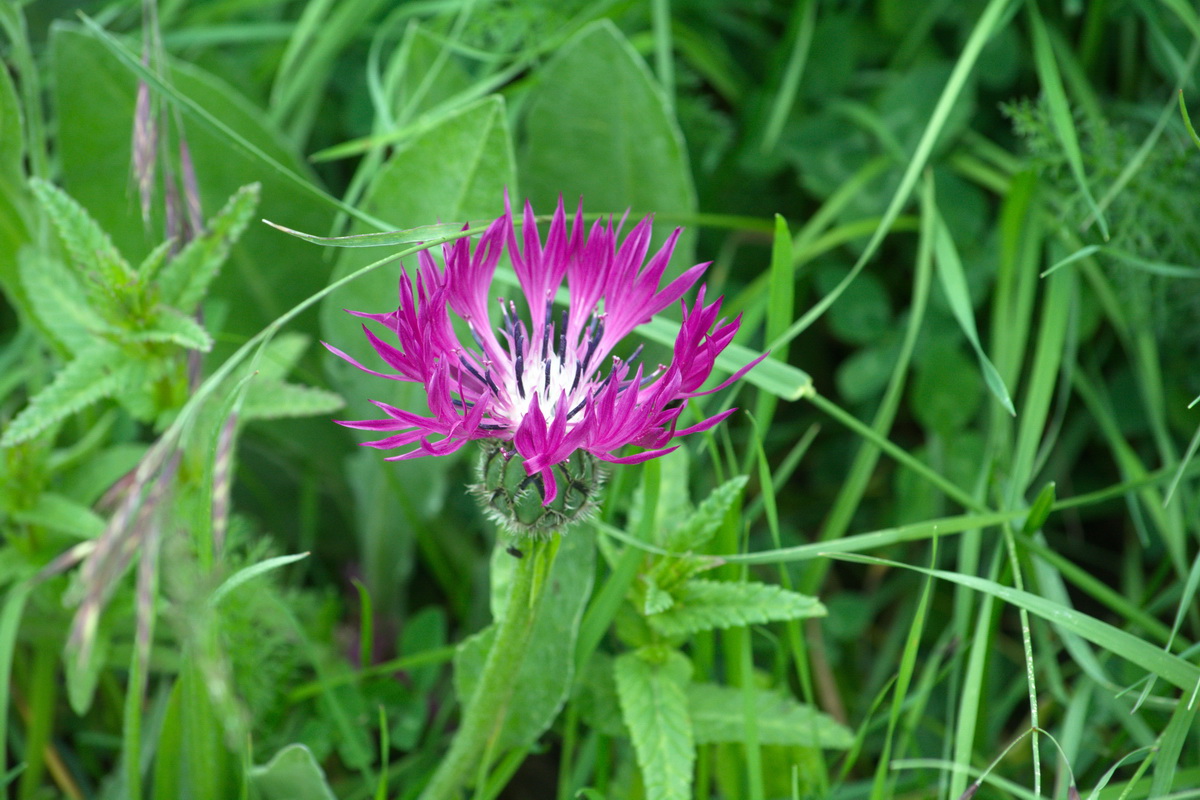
xmin=614 ymin=649 xmax=694 ymax=800
xmin=662 ymin=477 xmax=749 ymax=553
xmin=129 ymin=307 xmax=213 ymax=351
xmin=643 ymin=575 xmax=675 ymax=615
xmin=249 ymin=744 xmax=338 ymax=800
xmin=19 ymin=248 xmax=104 ymax=354
xmin=11 ymin=493 xmax=105 ymax=539
xmin=157 ymin=183 xmax=259 ymax=311
xmin=646 ymin=579 xmax=826 ymax=638
xmin=135 ymin=239 xmax=175 ymax=284
xmin=241 ymin=379 xmax=344 ymax=421
xmin=28 ymin=178 xmax=134 ymax=288
xmin=2 ymin=346 xmax=137 ymax=447
xmin=687 ymin=683 xmax=854 ymax=748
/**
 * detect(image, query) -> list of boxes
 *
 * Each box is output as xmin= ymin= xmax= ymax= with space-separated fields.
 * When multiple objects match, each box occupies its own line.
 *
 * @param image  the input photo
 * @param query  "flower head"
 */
xmin=326 ymin=196 xmax=764 ymax=522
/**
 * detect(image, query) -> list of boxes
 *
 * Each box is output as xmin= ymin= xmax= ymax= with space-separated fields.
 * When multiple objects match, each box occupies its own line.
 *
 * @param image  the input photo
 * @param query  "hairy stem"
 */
xmin=420 ymin=536 xmax=556 ymax=800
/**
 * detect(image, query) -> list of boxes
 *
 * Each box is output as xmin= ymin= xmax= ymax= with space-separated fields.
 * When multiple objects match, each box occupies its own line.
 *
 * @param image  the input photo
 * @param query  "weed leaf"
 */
xmin=688 ymin=683 xmax=853 ymax=748
xmin=615 ymin=648 xmax=694 ymax=800
xmin=646 ymin=579 xmax=825 ymax=637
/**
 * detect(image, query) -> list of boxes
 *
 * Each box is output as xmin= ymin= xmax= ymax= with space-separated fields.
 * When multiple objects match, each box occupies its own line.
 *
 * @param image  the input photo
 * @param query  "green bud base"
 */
xmin=470 ymin=441 xmax=604 ymax=536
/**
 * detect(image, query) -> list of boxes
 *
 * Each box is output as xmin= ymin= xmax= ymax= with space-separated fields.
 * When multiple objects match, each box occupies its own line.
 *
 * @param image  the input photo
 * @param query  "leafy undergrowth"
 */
xmin=1 ymin=2 xmax=1199 ymax=799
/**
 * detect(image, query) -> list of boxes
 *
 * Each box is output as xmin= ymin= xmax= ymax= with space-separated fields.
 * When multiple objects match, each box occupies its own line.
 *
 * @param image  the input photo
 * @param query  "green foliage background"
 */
xmin=1 ymin=1 xmax=1200 ymax=798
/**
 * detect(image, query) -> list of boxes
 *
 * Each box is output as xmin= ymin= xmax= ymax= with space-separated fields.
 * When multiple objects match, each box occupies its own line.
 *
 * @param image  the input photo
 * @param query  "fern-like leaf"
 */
xmin=661 ymin=476 xmax=749 ymax=552
xmin=241 ymin=379 xmax=344 ymax=421
xmin=29 ymin=178 xmax=133 ymax=288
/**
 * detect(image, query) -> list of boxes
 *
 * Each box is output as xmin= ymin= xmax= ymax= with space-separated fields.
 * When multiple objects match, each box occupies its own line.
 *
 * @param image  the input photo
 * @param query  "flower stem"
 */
xmin=420 ymin=536 xmax=557 ymax=800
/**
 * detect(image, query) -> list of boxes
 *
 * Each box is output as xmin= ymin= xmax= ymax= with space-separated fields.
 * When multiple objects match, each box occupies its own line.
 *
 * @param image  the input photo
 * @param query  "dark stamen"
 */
xmin=581 ymin=316 xmax=604 ymax=373
xmin=459 ymin=355 xmax=487 ymax=388
xmin=482 ymin=364 xmax=500 ymax=395
xmin=571 ymin=361 xmax=582 ymax=392
xmin=559 ymin=309 xmax=568 ymax=366
xmin=515 ymin=353 xmax=526 ymax=398
xmin=467 ymin=319 xmax=486 ymax=351
xmin=544 ymin=358 xmax=551 ymax=393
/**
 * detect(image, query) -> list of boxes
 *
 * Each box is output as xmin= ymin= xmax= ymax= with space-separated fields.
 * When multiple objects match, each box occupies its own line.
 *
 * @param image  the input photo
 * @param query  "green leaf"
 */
xmin=130 ymin=308 xmax=213 ymax=351
xmin=52 ymin=25 xmax=333 ymax=334
xmin=518 ymin=20 xmax=697 ymax=264
xmin=1 ymin=345 xmax=137 ymax=447
xmin=28 ymin=177 xmax=134 ymax=289
xmin=931 ymin=211 xmax=1015 ymax=415
xmin=687 ymin=683 xmax=854 ymax=748
xmin=454 ymin=529 xmax=596 ymax=752
xmin=241 ymin=379 xmax=344 ymax=421
xmin=0 ymin=62 xmax=31 ymax=311
xmin=208 ymin=552 xmax=309 ymax=608
xmin=249 ymin=744 xmax=338 ymax=800
xmin=614 ymin=648 xmax=694 ymax=800
xmin=19 ymin=248 xmax=102 ymax=354
xmin=11 ymin=493 xmax=105 ymax=539
xmin=642 ymin=575 xmax=676 ymax=615
xmin=156 ymin=183 xmax=260 ymax=311
xmin=1022 ymin=481 xmax=1056 ymax=534
xmin=646 ymin=579 xmax=826 ymax=637
xmin=662 ymin=476 xmax=749 ymax=552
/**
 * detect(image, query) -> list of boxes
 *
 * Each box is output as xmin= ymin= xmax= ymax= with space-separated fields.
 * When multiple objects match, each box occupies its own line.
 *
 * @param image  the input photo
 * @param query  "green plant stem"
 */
xmin=420 ymin=538 xmax=553 ymax=800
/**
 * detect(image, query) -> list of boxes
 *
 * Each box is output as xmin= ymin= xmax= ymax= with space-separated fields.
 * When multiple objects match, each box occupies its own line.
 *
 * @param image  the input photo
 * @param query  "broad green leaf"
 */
xmin=11 ymin=493 xmax=105 ymax=539
xmin=454 ymin=529 xmax=595 ymax=751
xmin=687 ymin=683 xmax=854 ymax=748
xmin=614 ymin=648 xmax=694 ymax=800
xmin=156 ymin=183 xmax=260 ymax=312
xmin=1 ymin=345 xmax=137 ymax=447
xmin=931 ymin=211 xmax=1015 ymax=415
xmin=19 ymin=248 xmax=102 ymax=354
xmin=250 ymin=744 xmax=338 ymax=800
xmin=130 ymin=308 xmax=213 ymax=351
xmin=29 ymin=177 xmax=134 ymax=289
xmin=52 ymin=26 xmax=333 ymax=335
xmin=662 ymin=476 xmax=749 ymax=552
xmin=646 ymin=579 xmax=825 ymax=637
xmin=643 ymin=576 xmax=675 ymax=615
xmin=518 ymin=20 xmax=697 ymax=264
xmin=241 ymin=379 xmax=345 ymax=421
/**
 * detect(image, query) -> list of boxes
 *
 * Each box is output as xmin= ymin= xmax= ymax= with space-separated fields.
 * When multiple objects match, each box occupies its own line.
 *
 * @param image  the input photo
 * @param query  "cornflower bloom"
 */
xmin=326 ymin=196 xmax=764 ymax=531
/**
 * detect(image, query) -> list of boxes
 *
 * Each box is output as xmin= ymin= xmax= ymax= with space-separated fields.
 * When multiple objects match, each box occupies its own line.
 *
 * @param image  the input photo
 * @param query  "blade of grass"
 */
xmin=768 ymin=0 xmax=1018 ymax=349
xmin=833 ymin=553 xmax=1200 ymax=692
xmin=760 ymin=0 xmax=815 ymax=153
xmin=1027 ymin=1 xmax=1109 ymax=240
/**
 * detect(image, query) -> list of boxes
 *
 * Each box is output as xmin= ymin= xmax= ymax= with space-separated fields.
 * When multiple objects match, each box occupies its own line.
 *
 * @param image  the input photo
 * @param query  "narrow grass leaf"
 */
xmin=1182 ymin=91 xmax=1200 ymax=151
xmin=769 ymin=0 xmax=1017 ymax=348
xmin=615 ymin=649 xmax=694 ymax=800
xmin=1041 ymin=244 xmax=1102 ymax=277
xmin=646 ymin=579 xmax=825 ymax=637
xmin=932 ymin=212 xmax=1015 ymax=415
xmin=207 ymin=552 xmax=309 ymax=608
xmin=1027 ymin=2 xmax=1108 ymax=239
xmin=1021 ymin=482 xmax=1056 ymax=534
xmin=0 ymin=581 xmax=33 ymax=785
xmin=832 ymin=554 xmax=1200 ymax=692
xmin=688 ymin=683 xmax=853 ymax=748
xmin=760 ymin=0 xmax=816 ymax=153
xmin=263 ymin=218 xmax=477 ymax=248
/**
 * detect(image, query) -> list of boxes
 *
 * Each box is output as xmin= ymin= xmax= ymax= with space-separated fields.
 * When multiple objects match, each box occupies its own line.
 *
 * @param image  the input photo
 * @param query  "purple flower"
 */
xmin=325 ymin=196 xmax=765 ymax=505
